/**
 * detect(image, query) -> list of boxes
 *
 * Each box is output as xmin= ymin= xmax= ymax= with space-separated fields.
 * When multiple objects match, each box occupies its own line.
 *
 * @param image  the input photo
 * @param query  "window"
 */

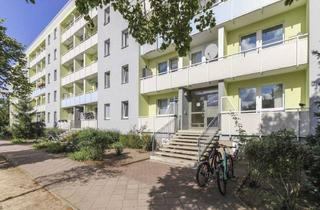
xmin=104 ymin=6 xmax=110 ymax=25
xmin=157 ymin=98 xmax=176 ymax=115
xmin=261 ymin=84 xmax=283 ymax=109
xmin=104 ymin=39 xmax=110 ymax=56
xmin=54 ymin=28 xmax=57 ymax=40
xmin=121 ymin=65 xmax=129 ymax=84
xmin=121 ymin=29 xmax=129 ymax=48
xmin=104 ymin=71 xmax=110 ymax=88
xmin=47 ymin=112 xmax=50 ymax=123
xmin=191 ymin=51 xmax=202 ymax=65
xmin=54 ymin=90 xmax=57 ymax=102
xmin=47 ymin=73 xmax=51 ymax=84
xmin=54 ymin=49 xmax=57 ymax=60
xmin=47 ymin=34 xmax=50 ymax=45
xmin=158 ymin=61 xmax=167 ymax=75
xmin=47 ymin=93 xmax=51 ymax=103
xmin=121 ymin=101 xmax=129 ymax=119
xmin=169 ymin=58 xmax=178 ymax=72
xmin=54 ymin=111 xmax=57 ymax=124
xmin=104 ymin=104 xmax=110 ymax=120
xmin=54 ymin=70 xmax=57 ymax=81
xmin=47 ymin=54 xmax=51 ymax=64
xmin=240 ymin=33 xmax=257 ymax=52
xmin=239 ymin=87 xmax=256 ymax=111
xmin=262 ymin=25 xmax=283 ymax=47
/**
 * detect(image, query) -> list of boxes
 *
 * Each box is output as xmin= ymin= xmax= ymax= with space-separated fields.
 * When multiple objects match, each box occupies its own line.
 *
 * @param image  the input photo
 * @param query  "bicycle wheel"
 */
xmin=216 ymin=164 xmax=227 ymax=195
xmin=209 ymin=151 xmax=222 ymax=170
xmin=227 ymin=155 xmax=234 ymax=178
xmin=196 ymin=161 xmax=211 ymax=187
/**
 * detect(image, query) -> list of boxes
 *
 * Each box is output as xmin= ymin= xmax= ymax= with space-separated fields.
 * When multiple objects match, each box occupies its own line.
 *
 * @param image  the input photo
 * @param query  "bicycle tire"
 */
xmin=227 ymin=155 xmax=234 ymax=178
xmin=216 ymin=164 xmax=227 ymax=195
xmin=196 ymin=161 xmax=211 ymax=187
xmin=209 ymin=150 xmax=222 ymax=170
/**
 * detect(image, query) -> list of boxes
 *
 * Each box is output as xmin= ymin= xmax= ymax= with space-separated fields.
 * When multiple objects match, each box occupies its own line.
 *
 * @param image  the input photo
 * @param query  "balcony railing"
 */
xmin=31 ymin=87 xmax=46 ymax=98
xmin=30 ymin=69 xmax=46 ymax=83
xmin=140 ymin=34 xmax=308 ymax=94
xmin=61 ymin=33 xmax=98 ymax=64
xmin=61 ymin=62 xmax=98 ymax=86
xmin=29 ymin=50 xmax=46 ymax=68
xmin=138 ymin=115 xmax=177 ymax=133
xmin=61 ymin=91 xmax=97 ymax=108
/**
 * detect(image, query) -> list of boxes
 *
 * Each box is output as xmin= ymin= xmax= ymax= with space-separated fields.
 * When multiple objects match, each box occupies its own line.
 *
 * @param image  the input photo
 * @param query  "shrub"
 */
xmin=33 ymin=140 xmax=66 ymax=153
xmin=120 ymin=133 xmax=152 ymax=151
xmin=245 ymin=130 xmax=308 ymax=210
xmin=67 ymin=129 xmax=119 ymax=161
xmin=11 ymin=138 xmax=26 ymax=144
xmin=141 ymin=134 xmax=152 ymax=151
xmin=33 ymin=141 xmax=50 ymax=150
xmin=112 ymin=142 xmax=124 ymax=155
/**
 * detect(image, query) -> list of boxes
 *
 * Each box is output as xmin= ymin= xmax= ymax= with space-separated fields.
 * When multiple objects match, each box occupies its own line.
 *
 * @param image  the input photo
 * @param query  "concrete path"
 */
xmin=0 ymin=140 xmax=247 ymax=210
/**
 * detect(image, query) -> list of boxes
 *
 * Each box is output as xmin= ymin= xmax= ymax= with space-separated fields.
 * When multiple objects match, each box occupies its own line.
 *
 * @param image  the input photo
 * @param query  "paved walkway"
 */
xmin=0 ymin=140 xmax=247 ymax=210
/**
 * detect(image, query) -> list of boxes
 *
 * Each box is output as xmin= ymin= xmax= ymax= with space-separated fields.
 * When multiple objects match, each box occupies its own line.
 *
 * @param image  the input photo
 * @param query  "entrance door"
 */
xmin=74 ymin=107 xmax=83 ymax=128
xmin=190 ymin=89 xmax=219 ymax=128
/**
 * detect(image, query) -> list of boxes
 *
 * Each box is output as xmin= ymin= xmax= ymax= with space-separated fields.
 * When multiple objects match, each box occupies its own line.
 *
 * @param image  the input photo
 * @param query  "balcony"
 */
xmin=61 ymin=9 xmax=97 ymax=43
xmin=34 ymin=104 xmax=46 ymax=112
xmin=140 ymin=35 xmax=308 ymax=95
xmin=61 ymin=91 xmax=97 ymax=108
xmin=138 ymin=115 xmax=176 ymax=133
xmin=31 ymin=88 xmax=46 ymax=98
xmin=61 ymin=33 xmax=98 ymax=64
xmin=30 ymin=70 xmax=45 ymax=84
xmin=61 ymin=62 xmax=98 ymax=86
xmin=29 ymin=50 xmax=46 ymax=68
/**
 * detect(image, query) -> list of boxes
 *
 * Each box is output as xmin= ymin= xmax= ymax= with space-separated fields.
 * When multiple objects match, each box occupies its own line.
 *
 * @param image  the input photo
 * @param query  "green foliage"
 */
xmin=245 ymin=130 xmax=308 ymax=210
xmin=33 ymin=140 xmax=66 ymax=153
xmin=11 ymin=138 xmax=26 ymax=144
xmin=112 ymin=142 xmax=124 ymax=156
xmin=0 ymin=19 xmax=30 ymax=97
xmin=33 ymin=141 xmax=50 ymax=150
xmin=120 ymin=133 xmax=152 ymax=151
xmin=0 ymin=98 xmax=10 ymax=138
xmin=67 ymin=129 xmax=120 ymax=161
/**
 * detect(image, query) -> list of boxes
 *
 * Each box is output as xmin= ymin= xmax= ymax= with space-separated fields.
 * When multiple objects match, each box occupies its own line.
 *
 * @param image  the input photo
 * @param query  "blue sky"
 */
xmin=0 ymin=0 xmax=68 ymax=49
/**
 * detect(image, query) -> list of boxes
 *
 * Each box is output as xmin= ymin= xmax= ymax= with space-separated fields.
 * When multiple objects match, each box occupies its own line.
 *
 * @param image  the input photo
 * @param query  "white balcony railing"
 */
xmin=31 ymin=88 xmax=46 ymax=98
xmin=138 ymin=115 xmax=176 ymax=133
xmin=61 ymin=33 xmax=98 ymax=64
xmin=29 ymin=50 xmax=46 ymax=68
xmin=61 ymin=62 xmax=98 ymax=86
xmin=34 ymin=104 xmax=46 ymax=112
xmin=61 ymin=9 xmax=97 ymax=43
xmin=140 ymin=35 xmax=308 ymax=94
xmin=61 ymin=91 xmax=97 ymax=108
xmin=30 ymin=70 xmax=46 ymax=84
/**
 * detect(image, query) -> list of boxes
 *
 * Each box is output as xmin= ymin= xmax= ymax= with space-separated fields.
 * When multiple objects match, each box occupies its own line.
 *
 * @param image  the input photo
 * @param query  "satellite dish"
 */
xmin=204 ymin=43 xmax=218 ymax=60
xmin=199 ymin=0 xmax=207 ymax=8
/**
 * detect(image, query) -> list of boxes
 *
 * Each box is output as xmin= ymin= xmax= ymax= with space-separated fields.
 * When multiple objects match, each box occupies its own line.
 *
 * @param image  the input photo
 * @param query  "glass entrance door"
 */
xmin=190 ymin=89 xmax=219 ymax=128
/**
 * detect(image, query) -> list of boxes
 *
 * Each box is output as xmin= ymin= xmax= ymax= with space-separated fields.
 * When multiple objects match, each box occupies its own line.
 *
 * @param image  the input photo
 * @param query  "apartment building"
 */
xmin=26 ymin=0 xmax=140 ymax=133
xmin=137 ymin=0 xmax=320 ymax=162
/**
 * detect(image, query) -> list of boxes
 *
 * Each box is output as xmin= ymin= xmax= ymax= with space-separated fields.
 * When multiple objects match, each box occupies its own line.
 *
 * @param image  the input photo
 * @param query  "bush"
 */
xmin=33 ymin=141 xmax=50 ymax=150
xmin=141 ymin=134 xmax=152 ymax=151
xmin=120 ymin=133 xmax=152 ymax=151
xmin=112 ymin=142 xmax=124 ymax=155
xmin=67 ymin=129 xmax=119 ymax=161
xmin=245 ymin=130 xmax=308 ymax=210
xmin=11 ymin=138 xmax=26 ymax=144
xmin=0 ymin=126 xmax=12 ymax=140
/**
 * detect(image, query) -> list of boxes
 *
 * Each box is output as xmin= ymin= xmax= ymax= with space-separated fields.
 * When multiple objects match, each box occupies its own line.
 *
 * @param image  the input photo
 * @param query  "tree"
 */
xmin=0 ymin=97 xmax=10 ymax=138
xmin=11 ymin=94 xmax=37 ymax=139
xmin=0 ymin=19 xmax=30 ymax=97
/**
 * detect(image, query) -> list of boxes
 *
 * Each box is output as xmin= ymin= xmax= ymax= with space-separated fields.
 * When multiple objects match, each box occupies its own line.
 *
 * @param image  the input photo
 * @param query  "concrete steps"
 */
xmin=152 ymin=129 xmax=219 ymax=166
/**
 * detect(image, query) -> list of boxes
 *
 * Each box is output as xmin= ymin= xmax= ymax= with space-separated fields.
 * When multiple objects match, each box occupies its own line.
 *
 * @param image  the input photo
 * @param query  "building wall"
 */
xmin=97 ymin=6 xmax=140 ymax=133
xmin=226 ymin=5 xmax=307 ymax=55
xmin=224 ymin=70 xmax=308 ymax=111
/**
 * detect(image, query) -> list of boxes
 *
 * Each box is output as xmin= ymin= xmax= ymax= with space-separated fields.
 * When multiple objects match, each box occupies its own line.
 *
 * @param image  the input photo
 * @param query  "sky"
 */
xmin=0 ymin=0 xmax=68 ymax=49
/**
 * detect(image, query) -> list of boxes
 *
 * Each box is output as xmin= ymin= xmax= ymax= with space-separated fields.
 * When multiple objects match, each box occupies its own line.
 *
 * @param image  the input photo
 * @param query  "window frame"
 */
xmin=191 ymin=51 xmax=202 ymax=65
xmin=158 ymin=61 xmax=168 ymax=75
xmin=47 ymin=73 xmax=51 ymax=84
xmin=53 ymin=90 xmax=57 ymax=102
xmin=54 ymin=70 xmax=57 ymax=81
xmin=121 ymin=65 xmax=129 ymax=84
xmin=240 ymin=32 xmax=257 ymax=52
xmin=104 ymin=6 xmax=110 ymax=25
xmin=121 ymin=29 xmax=129 ymax=49
xmin=104 ymin=39 xmax=110 ymax=57
xmin=157 ymin=98 xmax=176 ymax=116
xmin=47 ymin=112 xmax=50 ymax=123
xmin=262 ymin=24 xmax=284 ymax=48
xmin=169 ymin=57 xmax=179 ymax=72
xmin=104 ymin=71 xmax=111 ymax=88
xmin=261 ymin=83 xmax=284 ymax=111
xmin=47 ymin=53 xmax=51 ymax=64
xmin=47 ymin=93 xmax=51 ymax=103
xmin=47 ymin=34 xmax=51 ymax=46
xmin=239 ymin=87 xmax=257 ymax=112
xmin=121 ymin=101 xmax=129 ymax=119
xmin=54 ymin=49 xmax=57 ymax=60
xmin=104 ymin=103 xmax=111 ymax=120
xmin=54 ymin=28 xmax=57 ymax=40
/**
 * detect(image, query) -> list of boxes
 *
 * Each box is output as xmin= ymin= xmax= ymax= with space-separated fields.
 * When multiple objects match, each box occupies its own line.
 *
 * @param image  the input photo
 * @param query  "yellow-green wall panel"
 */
xmin=225 ymin=70 xmax=307 ymax=111
xmin=227 ymin=6 xmax=306 ymax=55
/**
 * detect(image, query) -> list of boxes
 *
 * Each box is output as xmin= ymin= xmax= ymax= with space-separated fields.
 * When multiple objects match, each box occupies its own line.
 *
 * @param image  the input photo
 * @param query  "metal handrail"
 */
xmin=197 ymin=115 xmax=220 ymax=161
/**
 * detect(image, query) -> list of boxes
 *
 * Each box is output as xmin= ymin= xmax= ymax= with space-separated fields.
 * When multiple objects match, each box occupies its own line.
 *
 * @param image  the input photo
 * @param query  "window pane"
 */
xmin=122 ymin=29 xmax=129 ymax=48
xmin=104 ymin=39 xmax=110 ymax=56
xmin=169 ymin=58 xmax=178 ymax=71
xmin=122 ymin=101 xmax=128 ymax=118
xmin=191 ymin=51 xmax=202 ymax=64
xmin=105 ymin=71 xmax=110 ymax=88
xmin=207 ymin=92 xmax=218 ymax=107
xmin=104 ymin=7 xmax=110 ymax=24
xmin=240 ymin=33 xmax=256 ymax=51
xmin=104 ymin=104 xmax=110 ymax=119
xmin=157 ymin=99 xmax=168 ymax=115
xmin=121 ymin=65 xmax=128 ymax=84
xmin=158 ymin=62 xmax=167 ymax=74
xmin=240 ymin=88 xmax=256 ymax=111
xmin=262 ymin=84 xmax=283 ymax=109
xmin=262 ymin=25 xmax=283 ymax=47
